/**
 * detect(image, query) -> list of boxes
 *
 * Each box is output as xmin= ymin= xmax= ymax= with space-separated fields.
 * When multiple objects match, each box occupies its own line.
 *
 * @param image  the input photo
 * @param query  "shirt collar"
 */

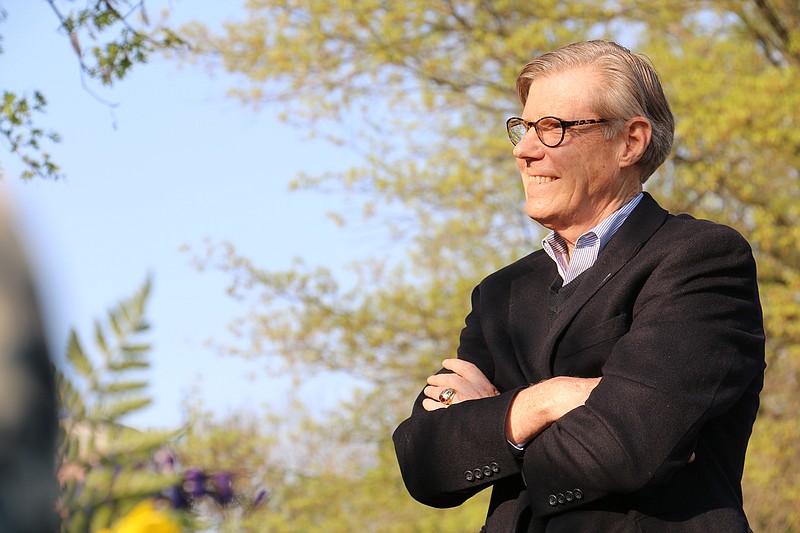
xmin=541 ymin=193 xmax=643 ymax=280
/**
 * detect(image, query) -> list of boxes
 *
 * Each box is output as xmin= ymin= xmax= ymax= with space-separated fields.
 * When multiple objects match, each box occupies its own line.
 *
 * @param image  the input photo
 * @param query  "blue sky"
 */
xmin=2 ymin=1 xmax=369 ymax=427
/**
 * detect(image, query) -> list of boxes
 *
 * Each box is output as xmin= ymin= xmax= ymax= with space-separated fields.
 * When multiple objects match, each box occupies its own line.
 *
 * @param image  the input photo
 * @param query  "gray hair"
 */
xmin=516 ymin=40 xmax=674 ymax=182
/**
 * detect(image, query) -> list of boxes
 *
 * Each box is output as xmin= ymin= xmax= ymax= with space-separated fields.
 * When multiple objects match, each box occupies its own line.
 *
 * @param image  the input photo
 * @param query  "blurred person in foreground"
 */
xmin=393 ymin=40 xmax=765 ymax=532
xmin=0 ymin=189 xmax=59 ymax=531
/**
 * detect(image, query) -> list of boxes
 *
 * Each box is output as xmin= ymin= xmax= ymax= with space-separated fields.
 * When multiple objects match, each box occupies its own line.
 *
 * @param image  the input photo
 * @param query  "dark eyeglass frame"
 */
xmin=506 ymin=116 xmax=609 ymax=147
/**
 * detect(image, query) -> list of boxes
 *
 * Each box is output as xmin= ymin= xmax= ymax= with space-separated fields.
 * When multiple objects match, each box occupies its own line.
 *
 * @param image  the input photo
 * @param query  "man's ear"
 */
xmin=619 ymin=117 xmax=652 ymax=169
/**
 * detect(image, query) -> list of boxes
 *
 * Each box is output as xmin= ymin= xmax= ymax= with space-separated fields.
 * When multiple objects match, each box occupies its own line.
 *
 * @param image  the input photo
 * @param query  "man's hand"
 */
xmin=506 ymin=376 xmax=601 ymax=445
xmin=423 ymin=359 xmax=500 ymax=411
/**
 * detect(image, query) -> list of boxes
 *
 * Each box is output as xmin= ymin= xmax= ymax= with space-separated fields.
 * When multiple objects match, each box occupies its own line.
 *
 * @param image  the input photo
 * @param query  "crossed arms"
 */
xmin=424 ymin=358 xmax=600 ymax=446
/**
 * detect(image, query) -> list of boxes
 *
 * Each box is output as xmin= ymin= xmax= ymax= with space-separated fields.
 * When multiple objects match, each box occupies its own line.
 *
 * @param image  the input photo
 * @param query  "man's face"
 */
xmin=514 ymin=67 xmax=639 ymax=240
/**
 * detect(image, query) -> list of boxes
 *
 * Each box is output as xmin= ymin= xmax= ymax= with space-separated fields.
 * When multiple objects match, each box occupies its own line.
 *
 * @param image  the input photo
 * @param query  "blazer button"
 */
xmin=482 ymin=466 xmax=493 ymax=477
xmin=574 ymin=489 xmax=583 ymax=500
xmin=465 ymin=470 xmax=474 ymax=482
xmin=473 ymin=468 xmax=484 ymax=480
xmin=548 ymin=494 xmax=558 ymax=507
xmin=490 ymin=462 xmax=500 ymax=473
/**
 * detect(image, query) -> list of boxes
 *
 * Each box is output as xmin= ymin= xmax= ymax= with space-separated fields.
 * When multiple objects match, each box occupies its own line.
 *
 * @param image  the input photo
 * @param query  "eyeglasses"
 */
xmin=506 ymin=116 xmax=609 ymax=147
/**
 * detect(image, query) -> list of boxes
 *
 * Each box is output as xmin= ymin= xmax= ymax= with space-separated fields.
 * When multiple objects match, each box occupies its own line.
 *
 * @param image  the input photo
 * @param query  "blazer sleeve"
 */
xmin=392 ymin=282 xmax=524 ymax=508
xmin=521 ymin=222 xmax=765 ymax=516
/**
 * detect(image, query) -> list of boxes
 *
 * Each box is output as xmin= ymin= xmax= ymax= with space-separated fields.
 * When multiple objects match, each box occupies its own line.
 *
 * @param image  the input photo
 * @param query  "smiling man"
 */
xmin=393 ymin=41 xmax=765 ymax=532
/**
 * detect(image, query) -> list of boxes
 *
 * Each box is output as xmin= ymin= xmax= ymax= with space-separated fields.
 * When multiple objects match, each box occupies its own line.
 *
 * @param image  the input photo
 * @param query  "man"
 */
xmin=393 ymin=40 xmax=765 ymax=532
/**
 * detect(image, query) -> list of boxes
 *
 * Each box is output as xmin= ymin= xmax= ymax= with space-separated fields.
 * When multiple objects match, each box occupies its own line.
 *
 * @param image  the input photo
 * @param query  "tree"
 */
xmin=181 ymin=0 xmax=799 ymax=530
xmin=0 ymin=0 xmax=185 ymax=180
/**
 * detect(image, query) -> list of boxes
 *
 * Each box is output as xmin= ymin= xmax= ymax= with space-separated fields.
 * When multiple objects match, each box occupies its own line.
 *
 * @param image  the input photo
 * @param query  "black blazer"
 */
xmin=393 ymin=193 xmax=765 ymax=532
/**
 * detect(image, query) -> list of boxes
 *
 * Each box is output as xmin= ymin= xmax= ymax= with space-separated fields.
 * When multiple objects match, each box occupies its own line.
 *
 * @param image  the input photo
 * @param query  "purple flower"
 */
xmin=252 ymin=487 xmax=269 ymax=507
xmin=164 ymin=486 xmax=188 ymax=509
xmin=183 ymin=468 xmax=207 ymax=498
xmin=211 ymin=472 xmax=234 ymax=505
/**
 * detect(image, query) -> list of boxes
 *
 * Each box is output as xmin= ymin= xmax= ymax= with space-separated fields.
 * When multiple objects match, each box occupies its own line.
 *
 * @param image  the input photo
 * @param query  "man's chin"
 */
xmin=525 ymin=205 xmax=557 ymax=228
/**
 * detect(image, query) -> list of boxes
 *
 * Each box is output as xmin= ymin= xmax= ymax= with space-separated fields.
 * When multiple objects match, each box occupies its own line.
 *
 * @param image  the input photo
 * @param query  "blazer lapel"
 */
xmin=508 ymin=253 xmax=557 ymax=381
xmin=542 ymin=193 xmax=670 ymax=367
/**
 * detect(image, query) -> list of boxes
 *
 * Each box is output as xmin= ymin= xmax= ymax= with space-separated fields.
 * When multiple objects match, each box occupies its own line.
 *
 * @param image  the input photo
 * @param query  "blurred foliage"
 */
xmin=56 ymin=277 xmax=184 ymax=532
xmin=180 ymin=0 xmax=800 ymax=530
xmin=0 ymin=1 xmax=186 ymax=180
xmin=56 ymin=278 xmax=272 ymax=532
xmin=173 ymin=398 xmax=273 ymax=532
xmin=177 ymin=387 xmax=489 ymax=532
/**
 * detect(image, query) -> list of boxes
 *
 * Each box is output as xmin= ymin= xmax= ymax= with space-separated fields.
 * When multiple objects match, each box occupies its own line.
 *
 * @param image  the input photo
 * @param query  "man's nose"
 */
xmin=513 ymin=129 xmax=545 ymax=159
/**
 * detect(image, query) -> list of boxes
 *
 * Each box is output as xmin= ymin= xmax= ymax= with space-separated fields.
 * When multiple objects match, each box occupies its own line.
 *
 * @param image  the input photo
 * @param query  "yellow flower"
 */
xmin=98 ymin=500 xmax=182 ymax=533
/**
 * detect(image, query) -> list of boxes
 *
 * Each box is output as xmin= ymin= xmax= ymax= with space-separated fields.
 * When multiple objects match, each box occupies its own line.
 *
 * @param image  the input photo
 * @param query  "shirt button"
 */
xmin=465 ymin=471 xmax=474 ymax=482
xmin=473 ymin=468 xmax=484 ymax=480
xmin=548 ymin=494 xmax=558 ymax=507
xmin=574 ymin=489 xmax=583 ymax=500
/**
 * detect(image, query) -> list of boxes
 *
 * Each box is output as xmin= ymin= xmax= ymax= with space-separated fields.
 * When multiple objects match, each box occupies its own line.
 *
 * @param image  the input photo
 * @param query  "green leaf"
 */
xmin=82 ymin=466 xmax=181 ymax=503
xmin=102 ymin=397 xmax=152 ymax=420
xmin=105 ymin=427 xmax=183 ymax=457
xmin=66 ymin=330 xmax=93 ymax=378
xmin=108 ymin=360 xmax=149 ymax=372
xmin=56 ymin=372 xmax=87 ymax=418
xmin=102 ymin=380 xmax=148 ymax=394
xmin=94 ymin=319 xmax=109 ymax=357
xmin=89 ymin=504 xmax=114 ymax=531
xmin=108 ymin=310 xmax=123 ymax=340
xmin=120 ymin=343 xmax=151 ymax=354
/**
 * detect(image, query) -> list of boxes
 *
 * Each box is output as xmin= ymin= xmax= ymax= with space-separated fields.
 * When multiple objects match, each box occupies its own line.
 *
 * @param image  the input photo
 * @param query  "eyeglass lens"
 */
xmin=507 ymin=118 xmax=564 ymax=147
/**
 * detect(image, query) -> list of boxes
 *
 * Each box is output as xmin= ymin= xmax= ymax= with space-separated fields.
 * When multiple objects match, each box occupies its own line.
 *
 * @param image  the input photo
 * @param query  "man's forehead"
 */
xmin=523 ymin=68 xmax=599 ymax=117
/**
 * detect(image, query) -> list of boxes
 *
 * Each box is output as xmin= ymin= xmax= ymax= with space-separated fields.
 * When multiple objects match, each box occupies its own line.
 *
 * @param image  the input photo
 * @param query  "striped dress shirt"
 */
xmin=542 ymin=193 xmax=644 ymax=285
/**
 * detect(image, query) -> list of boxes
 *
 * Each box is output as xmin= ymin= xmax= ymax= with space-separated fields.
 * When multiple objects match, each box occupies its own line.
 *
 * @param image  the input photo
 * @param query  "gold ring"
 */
xmin=439 ymin=388 xmax=456 ymax=405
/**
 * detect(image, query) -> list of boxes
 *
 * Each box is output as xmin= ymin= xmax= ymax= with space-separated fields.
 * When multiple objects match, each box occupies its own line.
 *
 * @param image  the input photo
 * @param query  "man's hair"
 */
xmin=516 ymin=40 xmax=674 ymax=182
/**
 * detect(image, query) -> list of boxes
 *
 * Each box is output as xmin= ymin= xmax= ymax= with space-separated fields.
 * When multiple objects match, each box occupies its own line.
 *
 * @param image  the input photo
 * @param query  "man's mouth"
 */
xmin=527 ymin=175 xmax=557 ymax=184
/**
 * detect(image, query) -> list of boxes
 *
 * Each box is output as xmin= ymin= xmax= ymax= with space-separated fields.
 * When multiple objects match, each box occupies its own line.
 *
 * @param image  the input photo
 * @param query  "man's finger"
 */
xmin=442 ymin=358 xmax=484 ymax=380
xmin=422 ymin=398 xmax=446 ymax=411
xmin=427 ymin=373 xmax=459 ymax=387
